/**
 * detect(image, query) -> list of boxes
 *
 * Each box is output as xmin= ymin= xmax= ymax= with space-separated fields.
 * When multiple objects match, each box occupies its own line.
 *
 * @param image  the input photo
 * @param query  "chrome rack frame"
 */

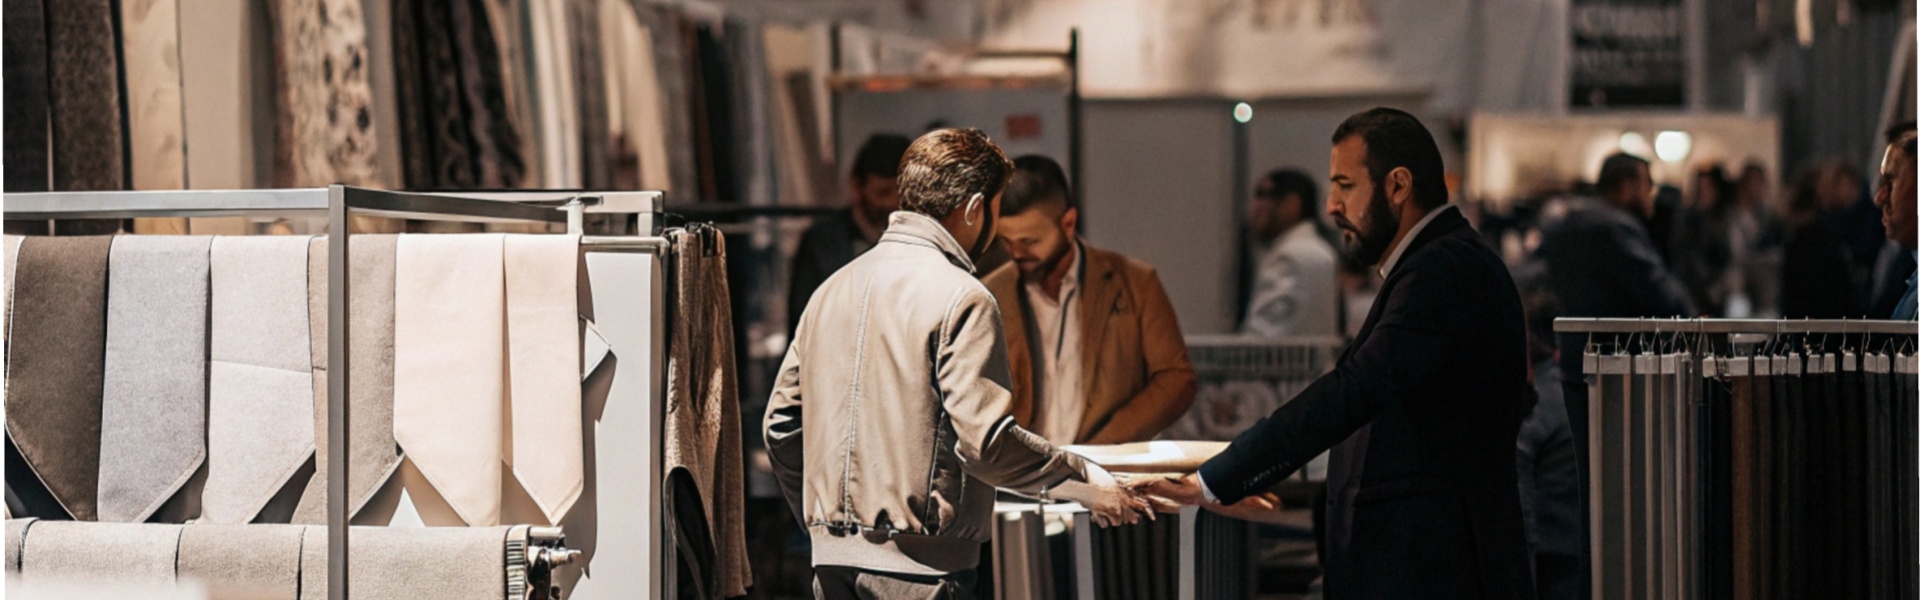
xmin=1554 ymin=317 xmax=1918 ymax=336
xmin=4 ymin=185 xmax=669 ymax=600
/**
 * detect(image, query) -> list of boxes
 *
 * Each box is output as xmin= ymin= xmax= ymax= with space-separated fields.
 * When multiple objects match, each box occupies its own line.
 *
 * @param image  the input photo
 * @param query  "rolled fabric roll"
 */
xmin=177 ymin=524 xmax=303 ymax=600
xmin=394 ymin=233 xmax=506 ymax=526
xmin=204 ymin=236 xmax=317 ymax=524
xmin=296 ymin=524 xmax=511 ymax=600
xmin=505 ymin=234 xmax=583 ymax=524
xmin=6 ymin=517 xmax=35 ymax=573
xmin=292 ymin=235 xmax=403 ymax=524
xmin=19 ymin=521 xmax=179 ymax=586
xmin=97 ymin=235 xmax=212 ymax=523
xmin=6 ymin=235 xmax=113 ymax=521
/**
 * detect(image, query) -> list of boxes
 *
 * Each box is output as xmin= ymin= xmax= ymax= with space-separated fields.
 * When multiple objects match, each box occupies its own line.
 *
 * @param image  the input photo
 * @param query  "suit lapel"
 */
xmin=1076 ymin=247 xmax=1118 ymax=402
xmin=993 ymin=272 xmax=1040 ymax=428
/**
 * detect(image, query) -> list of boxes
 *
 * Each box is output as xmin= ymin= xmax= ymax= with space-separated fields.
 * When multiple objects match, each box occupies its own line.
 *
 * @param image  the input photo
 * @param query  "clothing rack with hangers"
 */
xmin=1550 ymin=317 xmax=1916 ymax=600
xmin=4 ymin=186 xmax=676 ymax=600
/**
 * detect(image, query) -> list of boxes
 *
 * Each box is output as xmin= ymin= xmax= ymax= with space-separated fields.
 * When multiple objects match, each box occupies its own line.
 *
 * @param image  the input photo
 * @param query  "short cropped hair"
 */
xmin=1001 ymin=155 xmax=1073 ymax=217
xmin=897 ymin=129 xmax=1015 ymax=219
xmin=1330 ymin=108 xmax=1449 ymax=210
xmin=1597 ymin=153 xmax=1650 ymax=197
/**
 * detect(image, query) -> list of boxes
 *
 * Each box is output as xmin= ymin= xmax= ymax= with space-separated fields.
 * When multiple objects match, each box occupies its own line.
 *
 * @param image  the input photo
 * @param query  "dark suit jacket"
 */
xmin=1198 ymin=207 xmax=1535 ymax=599
xmin=788 ymin=209 xmax=867 ymax=337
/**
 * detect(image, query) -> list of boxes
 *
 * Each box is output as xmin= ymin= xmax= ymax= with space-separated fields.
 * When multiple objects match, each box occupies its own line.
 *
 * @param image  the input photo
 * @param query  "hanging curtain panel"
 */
xmin=4 ymin=0 xmax=52 ymax=193
xmin=268 ymin=0 xmax=379 ymax=188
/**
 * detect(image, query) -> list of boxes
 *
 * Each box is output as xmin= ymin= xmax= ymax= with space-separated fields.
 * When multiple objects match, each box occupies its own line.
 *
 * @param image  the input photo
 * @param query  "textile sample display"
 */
xmin=268 ymin=0 xmax=378 ymax=188
xmin=394 ymin=234 xmax=507 ymax=527
xmin=45 ymin=0 xmax=124 ymax=191
xmin=176 ymin=524 xmax=304 ymax=600
xmin=391 ymin=0 xmax=528 ymax=190
xmin=204 ymin=236 xmax=318 ymax=524
xmin=19 ymin=521 xmax=180 ymax=586
xmin=3 ymin=0 xmax=51 ymax=192
xmin=6 ymin=236 xmax=113 ymax=521
xmin=120 ymin=0 xmax=188 ymax=190
xmin=97 ymin=236 xmax=213 ymax=523
xmin=505 ymin=234 xmax=584 ymax=524
xmin=665 ymin=227 xmax=750 ymax=597
xmin=292 ymin=236 xmax=404 ymax=524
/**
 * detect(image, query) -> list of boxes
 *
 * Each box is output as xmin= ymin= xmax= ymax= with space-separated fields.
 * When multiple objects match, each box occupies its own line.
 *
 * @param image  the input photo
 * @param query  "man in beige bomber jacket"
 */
xmin=766 ymin=129 xmax=1147 ymax=599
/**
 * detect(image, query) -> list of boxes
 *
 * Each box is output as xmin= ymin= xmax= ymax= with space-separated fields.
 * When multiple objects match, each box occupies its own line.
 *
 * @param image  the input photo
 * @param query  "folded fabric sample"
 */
xmin=204 ymin=236 xmax=317 ymax=524
xmin=6 ymin=517 xmax=34 ymax=573
xmin=18 ymin=521 xmax=180 ymax=586
xmin=1062 ymin=441 xmax=1231 ymax=474
xmin=3 ymin=234 xmax=21 ymax=369
xmin=297 ymin=524 xmax=512 ymax=600
xmin=177 ymin=524 xmax=303 ymax=600
xmin=394 ymin=233 xmax=507 ymax=526
xmin=97 ymin=235 xmax=212 ymax=523
xmin=292 ymin=235 xmax=404 ymax=524
xmin=6 ymin=235 xmax=113 ymax=521
xmin=505 ymin=234 xmax=583 ymax=524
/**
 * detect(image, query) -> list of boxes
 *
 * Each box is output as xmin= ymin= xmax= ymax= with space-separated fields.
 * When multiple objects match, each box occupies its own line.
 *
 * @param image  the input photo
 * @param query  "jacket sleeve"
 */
xmin=764 ymin=340 xmax=807 ymax=524
xmin=1608 ymin=220 xmax=1696 ymax=317
xmin=1084 ymin=267 xmax=1198 ymax=444
xmin=939 ymin=288 xmax=1087 ymax=494
xmin=1196 ymin=262 xmax=1461 ymax=504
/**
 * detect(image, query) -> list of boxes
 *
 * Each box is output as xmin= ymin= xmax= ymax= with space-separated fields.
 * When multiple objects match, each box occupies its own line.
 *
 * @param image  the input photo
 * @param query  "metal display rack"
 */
xmin=5 ymin=186 xmax=673 ymax=600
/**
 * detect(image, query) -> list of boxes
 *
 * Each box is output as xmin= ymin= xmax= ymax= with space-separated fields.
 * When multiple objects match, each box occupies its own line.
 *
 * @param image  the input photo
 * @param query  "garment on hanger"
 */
xmin=394 ymin=234 xmax=506 ymax=527
xmin=292 ymin=236 xmax=403 ymax=524
xmin=6 ymin=236 xmax=112 ymax=521
xmin=177 ymin=524 xmax=304 ymax=600
xmin=4 ymin=0 xmax=51 ymax=192
xmin=204 ymin=236 xmax=318 ymax=525
xmin=268 ymin=0 xmax=378 ymax=188
xmin=45 ymin=0 xmax=123 ymax=191
xmin=504 ymin=234 xmax=583 ymax=525
xmin=665 ymin=227 xmax=749 ymax=597
xmin=97 ymin=236 xmax=212 ymax=523
xmin=120 ymin=0 xmax=187 ymax=191
xmin=19 ymin=521 xmax=179 ymax=586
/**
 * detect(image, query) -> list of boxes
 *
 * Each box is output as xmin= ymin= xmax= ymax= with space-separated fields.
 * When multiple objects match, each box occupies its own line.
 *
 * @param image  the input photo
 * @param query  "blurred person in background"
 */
xmin=1727 ymin=162 xmax=1785 ymax=316
xmin=1780 ymin=161 xmax=1867 ymax=318
xmin=788 ymin=133 xmax=912 ymax=336
xmin=1511 ymin=264 xmax=1581 ymax=600
xmin=1240 ymin=168 xmax=1342 ymax=338
xmin=1671 ymin=165 xmax=1737 ymax=315
xmin=1872 ymin=121 xmax=1917 ymax=319
xmin=984 ymin=155 xmax=1197 ymax=446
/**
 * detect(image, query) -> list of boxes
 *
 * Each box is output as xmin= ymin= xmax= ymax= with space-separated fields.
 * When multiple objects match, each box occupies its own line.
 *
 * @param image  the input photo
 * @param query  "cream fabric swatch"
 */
xmin=504 ymin=234 xmax=583 ymax=524
xmin=205 ymin=236 xmax=317 ymax=524
xmin=97 ymin=236 xmax=212 ymax=523
xmin=393 ymin=234 xmax=506 ymax=527
xmin=296 ymin=524 xmax=510 ymax=600
xmin=176 ymin=524 xmax=303 ymax=600
xmin=19 ymin=521 xmax=180 ymax=586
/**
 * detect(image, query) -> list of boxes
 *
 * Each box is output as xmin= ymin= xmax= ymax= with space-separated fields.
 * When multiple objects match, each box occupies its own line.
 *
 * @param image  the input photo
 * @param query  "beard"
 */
xmin=1017 ymin=236 xmax=1072 ymax=282
xmin=1336 ymin=185 xmax=1399 ymax=267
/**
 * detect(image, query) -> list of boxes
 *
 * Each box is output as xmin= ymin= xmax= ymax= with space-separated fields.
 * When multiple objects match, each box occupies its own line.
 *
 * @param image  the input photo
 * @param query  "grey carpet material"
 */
xmin=97 ymin=236 xmax=213 ymax=523
xmin=7 ymin=518 xmax=35 ymax=573
xmin=293 ymin=236 xmax=402 ymax=524
xmin=6 ymin=236 xmax=113 ymax=521
xmin=177 ymin=524 xmax=303 ymax=600
xmin=3 ymin=0 xmax=50 ymax=192
xmin=297 ymin=524 xmax=510 ymax=600
xmin=19 ymin=521 xmax=179 ymax=585
xmin=45 ymin=0 xmax=124 ymax=191
xmin=205 ymin=236 xmax=316 ymax=524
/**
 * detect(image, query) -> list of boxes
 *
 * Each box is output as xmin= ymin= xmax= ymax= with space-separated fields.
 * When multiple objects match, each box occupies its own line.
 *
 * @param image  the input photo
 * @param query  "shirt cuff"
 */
xmin=1196 ymin=473 xmax=1219 ymax=504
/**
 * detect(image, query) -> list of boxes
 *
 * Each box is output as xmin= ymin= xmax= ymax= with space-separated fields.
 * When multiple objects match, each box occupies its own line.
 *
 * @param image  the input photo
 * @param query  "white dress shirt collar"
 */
xmin=1377 ymin=204 xmax=1457 ymax=278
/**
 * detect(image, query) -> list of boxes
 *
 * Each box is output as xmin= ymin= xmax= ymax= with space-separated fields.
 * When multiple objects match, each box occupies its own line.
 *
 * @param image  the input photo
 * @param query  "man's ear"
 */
xmin=1388 ymin=167 xmax=1415 ymax=210
xmin=1061 ymin=206 xmax=1079 ymax=233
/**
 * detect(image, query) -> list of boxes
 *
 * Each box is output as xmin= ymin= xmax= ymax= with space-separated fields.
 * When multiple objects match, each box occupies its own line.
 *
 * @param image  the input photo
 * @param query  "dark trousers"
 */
xmin=813 ymin=566 xmax=977 ymax=600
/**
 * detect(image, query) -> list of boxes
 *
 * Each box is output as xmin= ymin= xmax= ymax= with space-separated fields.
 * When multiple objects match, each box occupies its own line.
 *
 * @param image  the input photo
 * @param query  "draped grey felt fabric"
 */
xmin=97 ymin=236 xmax=212 ymax=523
xmin=5 ymin=236 xmax=113 ymax=521
xmin=297 ymin=524 xmax=511 ymax=600
xmin=3 ymin=0 xmax=51 ymax=192
xmin=293 ymin=236 xmax=401 ymax=524
xmin=19 ymin=521 xmax=179 ymax=585
xmin=6 ymin=518 xmax=35 ymax=573
xmin=204 ymin=236 xmax=316 ymax=524
xmin=177 ymin=524 xmax=304 ymax=600
xmin=45 ymin=0 xmax=124 ymax=191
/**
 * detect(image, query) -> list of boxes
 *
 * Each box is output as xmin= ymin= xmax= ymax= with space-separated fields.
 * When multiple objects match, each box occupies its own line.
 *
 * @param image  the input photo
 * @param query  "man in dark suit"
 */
xmin=1147 ymin=108 xmax=1535 ymax=599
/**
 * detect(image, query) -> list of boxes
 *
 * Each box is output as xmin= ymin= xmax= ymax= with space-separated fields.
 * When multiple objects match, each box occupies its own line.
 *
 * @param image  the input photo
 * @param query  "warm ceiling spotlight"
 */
xmin=1233 ymin=102 xmax=1253 ymax=124
xmin=1654 ymin=130 xmax=1693 ymax=163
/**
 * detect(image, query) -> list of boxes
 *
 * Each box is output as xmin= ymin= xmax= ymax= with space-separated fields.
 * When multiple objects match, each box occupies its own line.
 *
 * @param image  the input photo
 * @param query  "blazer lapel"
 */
xmin=993 ymin=272 xmax=1040 ymax=428
xmin=1076 ymin=247 xmax=1120 ymax=425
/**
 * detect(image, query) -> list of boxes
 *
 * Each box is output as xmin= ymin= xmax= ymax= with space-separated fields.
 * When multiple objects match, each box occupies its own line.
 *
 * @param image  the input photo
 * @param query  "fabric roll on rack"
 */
xmin=394 ymin=233 xmax=507 ymax=527
xmin=97 ymin=236 xmax=213 ymax=523
xmin=204 ymin=236 xmax=318 ymax=525
xmin=6 ymin=517 xmax=32 ymax=572
xmin=6 ymin=236 xmax=113 ymax=521
xmin=19 ymin=521 xmax=180 ymax=586
xmin=293 ymin=235 xmax=404 ymax=524
xmin=177 ymin=524 xmax=304 ymax=600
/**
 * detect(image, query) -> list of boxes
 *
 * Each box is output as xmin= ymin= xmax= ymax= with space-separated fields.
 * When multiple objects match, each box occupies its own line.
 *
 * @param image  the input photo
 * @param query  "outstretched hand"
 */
xmin=1135 ymin=474 xmax=1288 ymax=524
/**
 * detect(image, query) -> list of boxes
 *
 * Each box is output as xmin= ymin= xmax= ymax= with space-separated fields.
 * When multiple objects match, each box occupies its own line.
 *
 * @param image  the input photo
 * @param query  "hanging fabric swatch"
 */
xmin=600 ymin=1 xmax=672 ymax=192
xmin=4 ymin=0 xmax=51 ymax=192
xmin=567 ymin=0 xmax=612 ymax=190
xmin=5 ymin=236 xmax=112 ymax=521
xmin=394 ymin=234 xmax=506 ymax=527
xmin=18 ymin=522 xmax=180 ymax=586
xmin=3 ymin=235 xmax=22 ymax=377
xmin=96 ymin=236 xmax=212 ymax=523
xmin=177 ymin=524 xmax=305 ymax=600
xmin=45 ymin=0 xmax=124 ymax=191
xmin=205 ymin=236 xmax=317 ymax=524
xmin=727 ymin=18 xmax=773 ymax=206
xmin=120 ymin=0 xmax=187 ymax=190
xmin=690 ymin=20 xmax=739 ymax=203
xmin=638 ymin=5 xmax=698 ymax=196
xmin=293 ymin=236 xmax=403 ymax=524
xmin=504 ymin=235 xmax=583 ymax=525
xmin=486 ymin=0 xmax=541 ymax=188
xmin=390 ymin=0 xmax=528 ymax=190
xmin=267 ymin=0 xmax=378 ymax=187
xmin=527 ymin=0 xmax=581 ymax=189
xmin=665 ymin=228 xmax=750 ymax=596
